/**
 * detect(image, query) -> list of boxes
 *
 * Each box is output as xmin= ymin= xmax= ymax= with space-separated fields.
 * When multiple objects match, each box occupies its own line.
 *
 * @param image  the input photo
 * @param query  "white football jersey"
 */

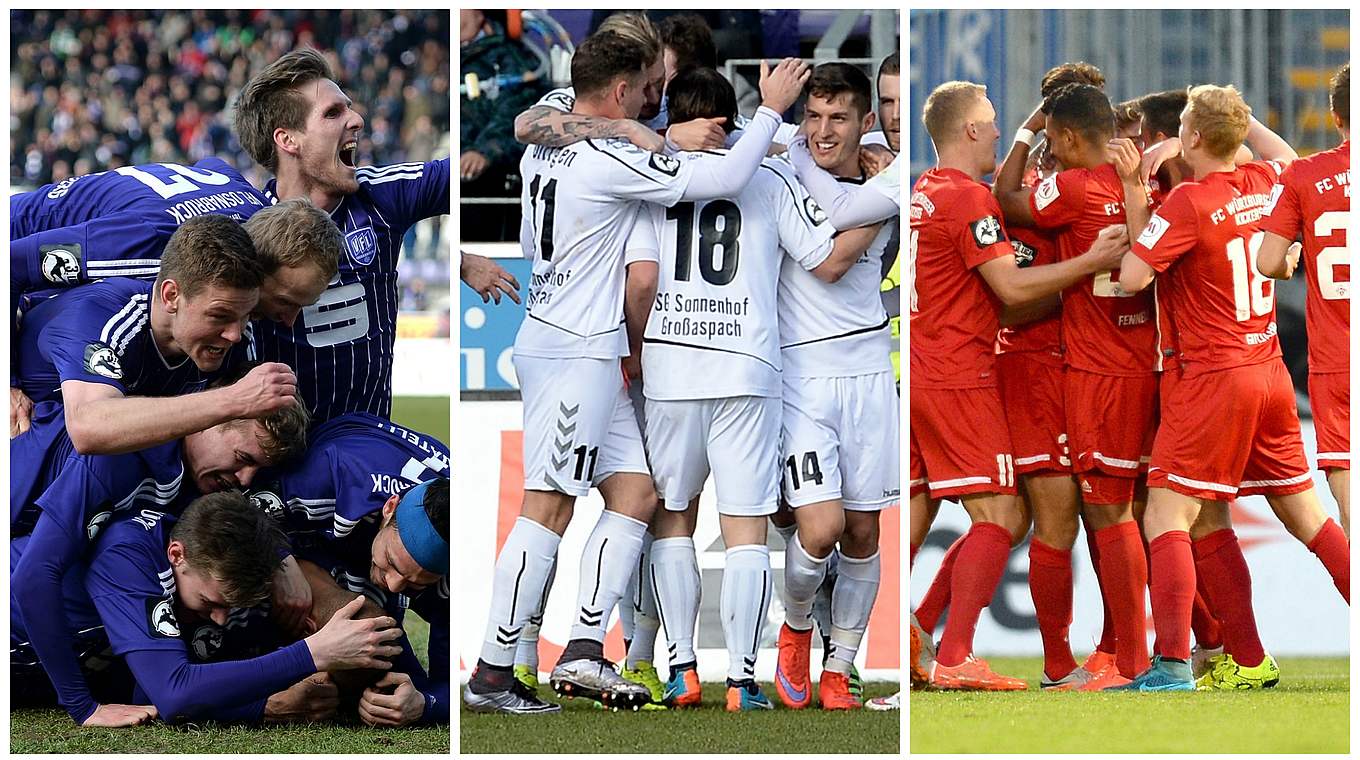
xmin=778 ymin=175 xmax=898 ymax=377
xmin=642 ymin=154 xmax=834 ymax=400
xmin=515 ymin=138 xmax=694 ymax=359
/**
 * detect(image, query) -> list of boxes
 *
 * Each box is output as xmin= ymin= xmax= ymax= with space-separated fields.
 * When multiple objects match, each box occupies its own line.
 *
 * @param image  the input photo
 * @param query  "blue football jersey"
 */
xmin=250 ymin=158 xmax=450 ymax=421
xmin=15 ymin=277 xmax=247 ymax=403
xmin=11 ymin=158 xmax=269 ymax=295
xmin=82 ymin=509 xmax=184 ymax=657
xmin=249 ymin=412 xmax=449 ymax=547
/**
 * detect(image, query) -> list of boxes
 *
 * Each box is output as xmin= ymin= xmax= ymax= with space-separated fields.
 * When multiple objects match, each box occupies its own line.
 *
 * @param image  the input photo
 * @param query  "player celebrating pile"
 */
xmin=1116 ymin=83 xmax=1350 ymax=691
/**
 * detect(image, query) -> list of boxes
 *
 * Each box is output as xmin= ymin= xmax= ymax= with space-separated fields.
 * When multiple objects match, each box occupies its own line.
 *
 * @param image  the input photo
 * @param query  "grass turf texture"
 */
xmin=910 ymin=656 xmax=1349 ymax=754
xmin=9 ymin=397 xmax=453 ymax=753
xmin=460 ymin=681 xmax=900 ymax=753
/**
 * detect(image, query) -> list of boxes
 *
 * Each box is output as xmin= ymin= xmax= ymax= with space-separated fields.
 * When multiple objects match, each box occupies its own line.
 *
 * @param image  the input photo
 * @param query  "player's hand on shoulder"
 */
xmin=1140 ymin=137 xmax=1181 ymax=185
xmin=461 ymin=253 xmax=521 ymax=305
xmin=264 ymin=673 xmax=339 ymax=723
xmin=10 ymin=386 xmax=34 ymax=439
xmin=759 ymin=57 xmax=812 ymax=114
xmin=622 ymin=120 xmax=666 ymax=154
xmin=81 ymin=702 xmax=158 ymax=728
xmin=860 ymin=144 xmax=896 ymax=177
xmin=231 ymin=362 xmax=298 ymax=418
xmin=666 ymin=118 xmax=727 ymax=152
xmin=358 ymin=672 xmax=424 ymax=727
xmin=304 ymin=595 xmax=403 ymax=671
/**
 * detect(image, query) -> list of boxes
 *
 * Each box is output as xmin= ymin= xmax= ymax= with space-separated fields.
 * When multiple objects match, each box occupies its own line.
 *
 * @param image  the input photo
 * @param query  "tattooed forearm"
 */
xmin=514 ymin=106 xmax=640 ymax=147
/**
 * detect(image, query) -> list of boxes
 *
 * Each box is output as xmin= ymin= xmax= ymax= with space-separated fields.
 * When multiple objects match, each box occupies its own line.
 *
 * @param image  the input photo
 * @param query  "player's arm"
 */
xmin=677 ymin=59 xmax=810 ymax=202
xmin=460 ymin=252 xmax=521 ymax=305
xmin=624 ymin=258 xmax=658 ymax=382
xmin=1245 ymin=116 xmax=1298 ymax=166
xmin=998 ymin=295 xmax=1060 ymax=327
xmin=515 ymin=106 xmax=663 ymax=153
xmin=812 ymin=225 xmax=883 ymax=283
xmin=1108 ymin=138 xmax=1151 ymax=240
xmin=992 ymin=105 xmax=1047 ymax=226
xmin=786 ymin=138 xmax=899 ymax=229
xmin=1258 ymin=171 xmax=1305 ymax=279
xmin=978 ymin=224 xmax=1129 ymax=305
xmin=1257 ymin=236 xmax=1302 ymax=280
xmin=1120 ymin=203 xmax=1199 ymax=294
xmin=59 ymin=363 xmax=296 ymax=455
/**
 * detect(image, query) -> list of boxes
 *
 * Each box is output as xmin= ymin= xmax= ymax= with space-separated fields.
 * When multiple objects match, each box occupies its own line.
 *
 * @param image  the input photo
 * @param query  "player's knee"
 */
xmin=840 ymin=512 xmax=880 ymax=555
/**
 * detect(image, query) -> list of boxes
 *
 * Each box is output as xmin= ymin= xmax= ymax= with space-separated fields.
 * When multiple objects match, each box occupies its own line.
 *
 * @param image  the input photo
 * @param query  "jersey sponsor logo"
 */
xmin=44 ymin=174 xmax=84 ymax=200
xmin=1138 ymin=214 xmax=1171 ymax=248
xmin=648 ymin=152 xmax=682 ymax=177
xmin=86 ymin=510 xmax=112 ymax=542
xmin=83 ymin=343 xmax=123 ymax=380
xmin=969 ymin=216 xmax=1003 ymax=247
xmin=249 ymin=490 xmax=285 ymax=521
xmin=190 ymin=624 xmax=224 ymax=660
xmin=40 ymin=245 xmax=81 ymax=284
xmin=1034 ymin=176 xmax=1060 ymax=211
xmin=147 ymin=596 xmax=180 ymax=638
xmin=345 ymin=226 xmax=378 ymax=266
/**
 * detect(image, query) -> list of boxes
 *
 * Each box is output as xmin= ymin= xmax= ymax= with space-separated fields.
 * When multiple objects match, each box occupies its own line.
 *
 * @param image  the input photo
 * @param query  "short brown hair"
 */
xmin=1331 ymin=63 xmax=1349 ymax=127
xmin=878 ymin=52 xmax=900 ymax=87
xmin=1114 ymin=99 xmax=1141 ymax=132
xmin=156 ymin=214 xmax=262 ymax=297
xmin=233 ymin=49 xmax=335 ymax=172
xmin=808 ymin=62 xmax=873 ymax=119
xmin=571 ymin=31 xmax=653 ymax=99
xmin=922 ymin=80 xmax=987 ymax=145
xmin=1183 ymin=84 xmax=1251 ymax=160
xmin=1136 ymin=89 xmax=1189 ymax=141
xmin=243 ymin=198 xmax=342 ymax=282
xmin=1040 ymin=62 xmax=1105 ymax=98
xmin=665 ymin=66 xmax=737 ymax=133
xmin=660 ymin=14 xmax=716 ymax=71
xmin=171 ymin=491 xmax=289 ymax=608
xmin=596 ymin=12 xmax=662 ymax=65
xmin=209 ymin=361 xmax=310 ymax=466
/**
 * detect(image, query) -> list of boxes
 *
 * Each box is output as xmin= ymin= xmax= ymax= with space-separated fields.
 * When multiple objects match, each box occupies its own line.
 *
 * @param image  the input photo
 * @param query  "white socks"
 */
xmin=783 ymin=533 xmax=830 ymax=632
xmin=624 ymin=531 xmax=661 ymax=669
xmin=722 ymin=544 xmax=772 ymax=682
xmin=569 ymin=510 xmax=648 ymax=643
xmin=650 ymin=536 xmax=701 ymax=667
xmin=513 ymin=552 xmax=556 ymax=672
xmin=480 ymin=517 xmax=561 ymax=668
xmin=825 ymin=551 xmax=881 ymax=675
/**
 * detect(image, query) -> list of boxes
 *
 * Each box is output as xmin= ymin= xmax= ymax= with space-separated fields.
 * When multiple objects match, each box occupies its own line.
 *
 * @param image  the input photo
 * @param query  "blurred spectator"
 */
xmin=459 ymin=9 xmax=547 ymax=241
xmin=10 ymin=10 xmax=449 ymax=191
xmin=403 ymin=277 xmax=430 ymax=311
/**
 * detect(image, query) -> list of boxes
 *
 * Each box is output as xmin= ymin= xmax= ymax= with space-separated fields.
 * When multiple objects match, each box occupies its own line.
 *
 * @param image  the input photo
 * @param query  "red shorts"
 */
xmin=1148 ymin=360 xmax=1313 ymax=500
xmin=1309 ymin=370 xmax=1350 ymax=471
xmin=910 ymin=384 xmax=1017 ymax=499
xmin=909 ymin=434 xmax=927 ymax=497
xmin=1065 ymin=369 xmax=1157 ymax=504
xmin=997 ymin=352 xmax=1069 ymax=476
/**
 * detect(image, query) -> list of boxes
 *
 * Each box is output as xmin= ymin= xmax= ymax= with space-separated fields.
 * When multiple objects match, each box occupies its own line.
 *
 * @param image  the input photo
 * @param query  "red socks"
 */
xmin=1192 ymin=529 xmax=1263 ymax=667
xmin=1148 ymin=531 xmax=1195 ymax=661
xmin=1307 ymin=518 xmax=1350 ymax=604
xmin=1029 ymin=540 xmax=1078 ymax=680
xmin=914 ymin=534 xmax=964 ymax=635
xmin=1085 ymin=527 xmax=1118 ymax=654
xmin=1095 ymin=521 xmax=1150 ymax=676
xmin=936 ymin=522 xmax=1011 ymax=667
xmin=1190 ymin=584 xmax=1222 ymax=650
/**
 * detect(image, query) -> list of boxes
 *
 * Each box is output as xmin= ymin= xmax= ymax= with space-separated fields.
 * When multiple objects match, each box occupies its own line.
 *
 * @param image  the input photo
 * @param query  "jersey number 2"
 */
xmin=115 ymin=163 xmax=231 ymax=199
xmin=1314 ymin=211 xmax=1350 ymax=300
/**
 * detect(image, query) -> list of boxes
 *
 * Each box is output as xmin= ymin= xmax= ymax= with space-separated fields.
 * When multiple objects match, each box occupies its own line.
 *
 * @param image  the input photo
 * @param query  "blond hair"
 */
xmin=1183 ymin=84 xmax=1252 ymax=160
xmin=596 ymin=12 xmax=661 ymax=65
xmin=243 ymin=198 xmax=342 ymax=281
xmin=922 ymin=81 xmax=987 ymax=146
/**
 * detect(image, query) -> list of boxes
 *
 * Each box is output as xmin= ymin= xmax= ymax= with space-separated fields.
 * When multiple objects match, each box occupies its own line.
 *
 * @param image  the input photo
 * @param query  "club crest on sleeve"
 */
xmin=1034 ymin=176 xmax=1060 ymax=211
xmin=83 ymin=343 xmax=123 ymax=380
xmin=648 ymin=153 xmax=681 ymax=177
xmin=40 ymin=244 xmax=81 ymax=284
xmin=248 ymin=489 xmax=285 ymax=521
xmin=86 ymin=510 xmax=112 ymax=542
xmin=345 ymin=226 xmax=378 ymax=266
xmin=1012 ymin=238 xmax=1036 ymax=267
xmin=970 ymin=216 xmax=1003 ymax=247
xmin=545 ymin=90 xmax=575 ymax=111
xmin=190 ymin=624 xmax=224 ymax=660
xmin=1138 ymin=214 xmax=1171 ymax=248
xmin=146 ymin=596 xmax=181 ymax=638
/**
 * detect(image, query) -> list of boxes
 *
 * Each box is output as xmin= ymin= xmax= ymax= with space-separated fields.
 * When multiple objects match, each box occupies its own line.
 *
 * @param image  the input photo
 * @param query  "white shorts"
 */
xmin=515 ymin=354 xmax=649 ymax=497
xmin=781 ymin=371 xmax=900 ymax=510
xmin=644 ymin=396 xmax=782 ymax=517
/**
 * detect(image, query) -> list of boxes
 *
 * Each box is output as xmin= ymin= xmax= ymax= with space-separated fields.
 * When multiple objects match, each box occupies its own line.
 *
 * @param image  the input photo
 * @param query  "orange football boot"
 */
xmin=929 ymin=656 xmax=1027 ymax=691
xmin=1080 ymin=649 xmax=1116 ymax=680
xmin=819 ymin=669 xmax=862 ymax=710
xmin=1076 ymin=667 xmax=1131 ymax=691
xmin=774 ymin=624 xmax=813 ymax=709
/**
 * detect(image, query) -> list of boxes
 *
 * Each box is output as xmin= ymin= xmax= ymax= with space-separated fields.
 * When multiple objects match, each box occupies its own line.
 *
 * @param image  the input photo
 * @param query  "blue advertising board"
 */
xmin=460 ymin=258 xmax=532 ymax=392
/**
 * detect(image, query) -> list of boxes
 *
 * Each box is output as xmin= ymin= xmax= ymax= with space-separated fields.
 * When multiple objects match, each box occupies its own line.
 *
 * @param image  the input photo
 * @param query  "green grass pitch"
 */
xmin=9 ymin=397 xmax=452 ymax=752
xmin=910 ymin=656 xmax=1349 ymax=754
xmin=460 ymin=681 xmax=901 ymax=753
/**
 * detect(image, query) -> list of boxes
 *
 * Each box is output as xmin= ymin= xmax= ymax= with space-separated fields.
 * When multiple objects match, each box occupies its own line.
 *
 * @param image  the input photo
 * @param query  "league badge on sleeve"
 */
xmin=648 ymin=152 xmax=681 ymax=177
xmin=970 ymin=216 xmax=1003 ymax=248
xmin=146 ymin=596 xmax=181 ymax=638
xmin=1137 ymin=214 xmax=1171 ymax=248
xmin=40 ymin=244 xmax=82 ymax=284
xmin=1034 ymin=175 xmax=1060 ymax=211
xmin=83 ymin=343 xmax=124 ymax=380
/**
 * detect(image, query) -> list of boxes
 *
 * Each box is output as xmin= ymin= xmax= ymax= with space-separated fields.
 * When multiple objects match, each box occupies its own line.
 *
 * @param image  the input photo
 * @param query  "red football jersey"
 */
xmin=1148 ymin=171 xmax=1186 ymax=371
xmin=1259 ymin=140 xmax=1351 ymax=374
xmin=995 ymin=224 xmax=1063 ymax=362
xmin=1132 ymin=161 xmax=1287 ymax=375
xmin=1029 ymin=163 xmax=1161 ymax=375
xmin=910 ymin=167 xmax=1012 ymax=389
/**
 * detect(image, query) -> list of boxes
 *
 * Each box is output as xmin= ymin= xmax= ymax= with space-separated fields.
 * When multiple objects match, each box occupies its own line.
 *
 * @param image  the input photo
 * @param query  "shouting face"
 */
xmin=288 ymin=78 xmax=365 ymax=199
